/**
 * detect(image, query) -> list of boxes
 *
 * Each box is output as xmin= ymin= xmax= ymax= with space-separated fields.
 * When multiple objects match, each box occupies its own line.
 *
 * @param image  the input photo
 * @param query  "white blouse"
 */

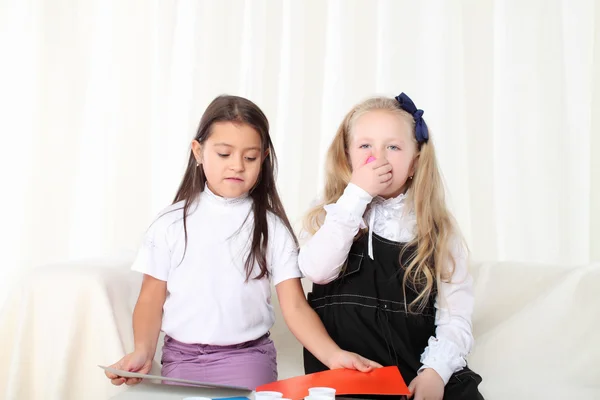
xmin=131 ymin=186 xmax=302 ymax=346
xmin=298 ymin=183 xmax=475 ymax=385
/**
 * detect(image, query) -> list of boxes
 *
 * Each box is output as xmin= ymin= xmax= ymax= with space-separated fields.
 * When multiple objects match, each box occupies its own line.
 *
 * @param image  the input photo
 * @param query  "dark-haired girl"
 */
xmin=105 ymin=95 xmax=380 ymax=390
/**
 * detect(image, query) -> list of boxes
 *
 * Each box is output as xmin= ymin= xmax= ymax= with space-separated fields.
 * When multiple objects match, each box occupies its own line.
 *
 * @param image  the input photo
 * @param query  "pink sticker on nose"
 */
xmin=366 ymin=156 xmax=376 ymax=164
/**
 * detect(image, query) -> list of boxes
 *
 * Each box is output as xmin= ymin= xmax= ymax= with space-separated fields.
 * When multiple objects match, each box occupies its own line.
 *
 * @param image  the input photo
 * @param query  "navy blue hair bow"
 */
xmin=395 ymin=92 xmax=429 ymax=144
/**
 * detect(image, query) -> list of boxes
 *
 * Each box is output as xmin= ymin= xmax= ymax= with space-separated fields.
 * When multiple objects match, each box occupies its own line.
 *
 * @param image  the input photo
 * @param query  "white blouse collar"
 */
xmin=202 ymin=185 xmax=251 ymax=206
xmin=366 ymin=191 xmax=417 ymax=259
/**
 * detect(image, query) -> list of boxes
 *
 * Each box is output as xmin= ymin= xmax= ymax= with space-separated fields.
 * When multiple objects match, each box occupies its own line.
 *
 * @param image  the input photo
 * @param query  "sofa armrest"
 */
xmin=0 ymin=257 xmax=144 ymax=400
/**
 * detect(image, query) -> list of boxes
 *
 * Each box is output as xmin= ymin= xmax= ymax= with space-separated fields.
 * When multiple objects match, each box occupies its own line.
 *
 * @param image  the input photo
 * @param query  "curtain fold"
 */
xmin=0 ymin=0 xmax=597 ymax=309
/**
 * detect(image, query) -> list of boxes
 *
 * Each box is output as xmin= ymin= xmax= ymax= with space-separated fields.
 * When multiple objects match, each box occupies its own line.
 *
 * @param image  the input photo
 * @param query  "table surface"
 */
xmin=109 ymin=381 xmax=254 ymax=400
xmin=108 ymin=383 xmax=384 ymax=400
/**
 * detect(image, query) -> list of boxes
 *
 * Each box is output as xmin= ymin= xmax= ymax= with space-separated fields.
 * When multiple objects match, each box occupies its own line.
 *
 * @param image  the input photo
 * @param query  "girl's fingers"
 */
xmin=375 ymin=166 xmax=393 ymax=177
xmin=369 ymin=158 xmax=389 ymax=169
xmin=379 ymin=173 xmax=393 ymax=183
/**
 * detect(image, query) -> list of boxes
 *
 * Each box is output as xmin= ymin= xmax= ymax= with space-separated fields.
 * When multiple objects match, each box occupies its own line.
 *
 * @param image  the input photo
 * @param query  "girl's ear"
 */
xmin=191 ymin=140 xmax=203 ymax=164
xmin=261 ymin=147 xmax=273 ymax=164
xmin=409 ymin=154 xmax=419 ymax=178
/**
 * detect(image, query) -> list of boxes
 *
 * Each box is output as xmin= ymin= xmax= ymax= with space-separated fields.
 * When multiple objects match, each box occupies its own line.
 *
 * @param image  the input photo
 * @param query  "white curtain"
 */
xmin=1 ymin=0 xmax=598 ymax=307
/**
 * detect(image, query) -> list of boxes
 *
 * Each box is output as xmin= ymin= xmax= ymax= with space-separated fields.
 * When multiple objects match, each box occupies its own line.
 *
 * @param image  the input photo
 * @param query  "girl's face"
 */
xmin=348 ymin=110 xmax=419 ymax=199
xmin=192 ymin=122 xmax=265 ymax=198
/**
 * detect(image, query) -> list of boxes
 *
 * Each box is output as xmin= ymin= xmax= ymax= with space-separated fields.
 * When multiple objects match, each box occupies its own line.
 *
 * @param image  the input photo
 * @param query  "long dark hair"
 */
xmin=172 ymin=95 xmax=297 ymax=281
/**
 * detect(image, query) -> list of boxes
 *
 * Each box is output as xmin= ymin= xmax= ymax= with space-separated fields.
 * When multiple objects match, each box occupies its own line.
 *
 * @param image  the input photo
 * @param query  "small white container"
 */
xmin=308 ymin=387 xmax=336 ymax=399
xmin=255 ymin=391 xmax=284 ymax=400
xmin=183 ymin=398 xmax=212 ymax=400
xmin=304 ymin=396 xmax=334 ymax=400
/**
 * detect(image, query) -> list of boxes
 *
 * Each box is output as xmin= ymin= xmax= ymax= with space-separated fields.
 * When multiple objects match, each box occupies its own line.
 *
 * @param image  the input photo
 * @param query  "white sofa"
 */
xmin=0 ymin=258 xmax=598 ymax=400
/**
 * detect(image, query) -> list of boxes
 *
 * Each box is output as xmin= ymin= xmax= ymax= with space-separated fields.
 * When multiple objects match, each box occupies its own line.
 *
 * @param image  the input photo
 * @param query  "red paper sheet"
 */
xmin=255 ymin=366 xmax=409 ymax=399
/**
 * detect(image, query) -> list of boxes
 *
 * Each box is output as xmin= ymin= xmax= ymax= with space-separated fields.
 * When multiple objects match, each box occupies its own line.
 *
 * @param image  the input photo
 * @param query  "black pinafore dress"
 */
xmin=303 ymin=233 xmax=484 ymax=400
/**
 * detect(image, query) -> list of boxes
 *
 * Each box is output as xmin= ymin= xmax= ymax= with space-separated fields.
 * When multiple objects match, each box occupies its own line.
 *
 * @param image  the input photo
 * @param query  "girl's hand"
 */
xmin=408 ymin=368 xmax=444 ymax=400
xmin=326 ymin=349 xmax=383 ymax=372
xmin=350 ymin=157 xmax=393 ymax=197
xmin=104 ymin=350 xmax=153 ymax=386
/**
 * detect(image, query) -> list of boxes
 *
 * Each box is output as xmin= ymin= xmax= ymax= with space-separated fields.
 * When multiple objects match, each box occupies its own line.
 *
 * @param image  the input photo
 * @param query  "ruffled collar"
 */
xmin=366 ymin=192 xmax=416 ymax=259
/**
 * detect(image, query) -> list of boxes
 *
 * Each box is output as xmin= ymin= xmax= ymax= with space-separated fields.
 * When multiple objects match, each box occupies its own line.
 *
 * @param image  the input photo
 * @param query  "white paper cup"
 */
xmin=255 ymin=391 xmax=284 ymax=400
xmin=304 ymin=396 xmax=333 ymax=400
xmin=308 ymin=387 xmax=336 ymax=398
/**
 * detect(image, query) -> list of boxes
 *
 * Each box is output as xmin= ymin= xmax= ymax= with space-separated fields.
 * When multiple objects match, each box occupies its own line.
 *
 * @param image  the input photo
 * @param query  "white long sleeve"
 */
xmin=298 ymin=183 xmax=372 ymax=284
xmin=419 ymin=241 xmax=474 ymax=384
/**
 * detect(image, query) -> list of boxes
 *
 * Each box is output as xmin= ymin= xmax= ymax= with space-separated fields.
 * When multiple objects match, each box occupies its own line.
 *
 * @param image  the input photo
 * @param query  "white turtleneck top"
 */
xmin=131 ymin=186 xmax=301 ymax=346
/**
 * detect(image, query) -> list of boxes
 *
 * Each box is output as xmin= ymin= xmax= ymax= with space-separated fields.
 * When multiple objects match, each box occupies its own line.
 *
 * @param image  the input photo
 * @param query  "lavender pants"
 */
xmin=160 ymin=334 xmax=278 ymax=389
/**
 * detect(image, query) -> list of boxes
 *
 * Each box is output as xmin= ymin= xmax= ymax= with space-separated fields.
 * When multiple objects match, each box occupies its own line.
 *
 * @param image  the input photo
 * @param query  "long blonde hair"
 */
xmin=303 ymin=96 xmax=465 ymax=313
